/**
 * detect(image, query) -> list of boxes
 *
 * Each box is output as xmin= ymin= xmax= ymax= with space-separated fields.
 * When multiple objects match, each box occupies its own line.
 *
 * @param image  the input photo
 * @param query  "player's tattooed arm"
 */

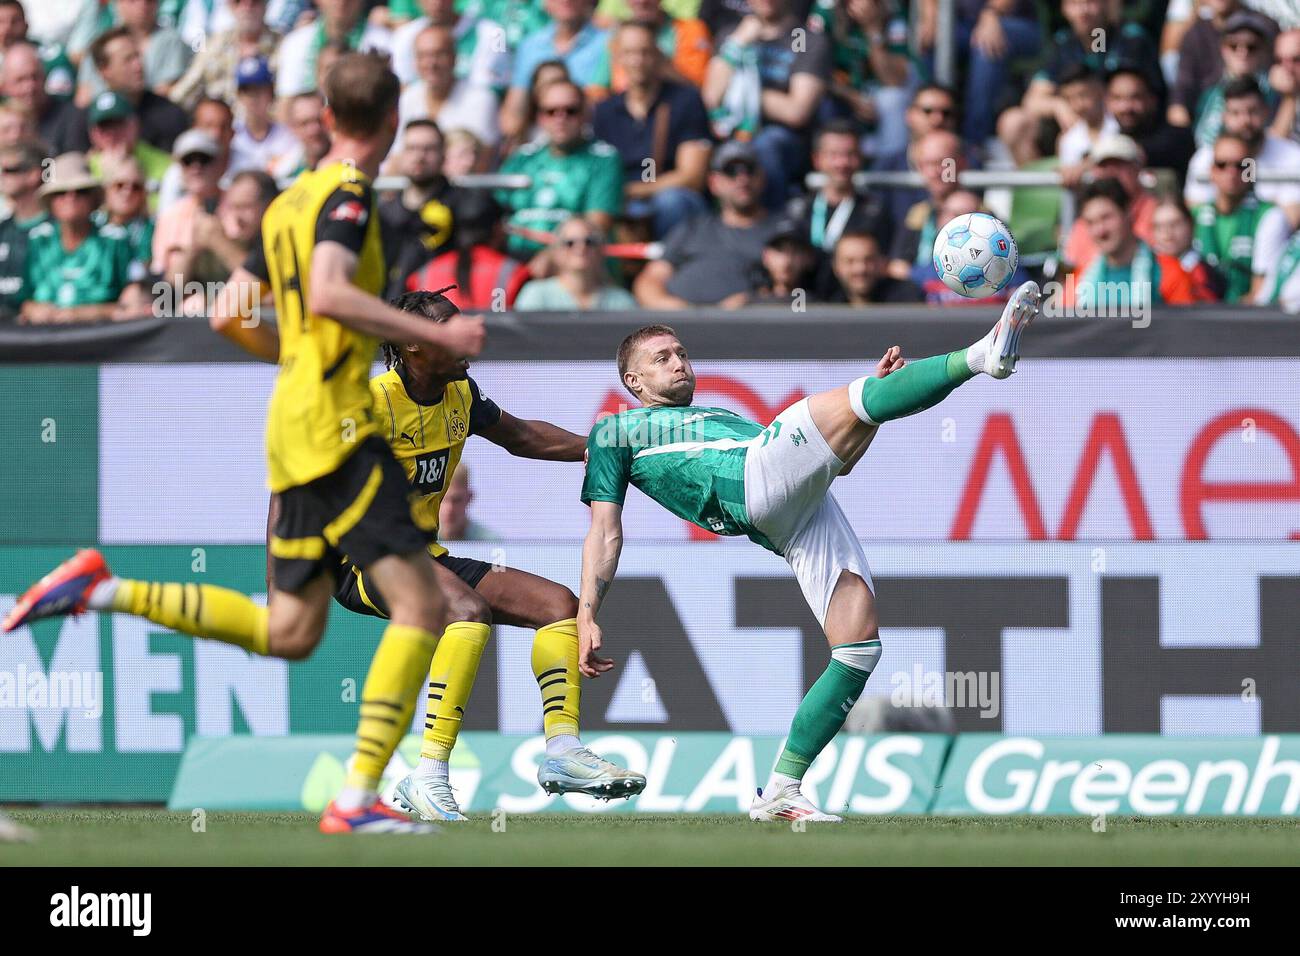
xmin=577 ymin=501 xmax=623 ymax=677
xmin=481 ymin=410 xmax=586 ymax=461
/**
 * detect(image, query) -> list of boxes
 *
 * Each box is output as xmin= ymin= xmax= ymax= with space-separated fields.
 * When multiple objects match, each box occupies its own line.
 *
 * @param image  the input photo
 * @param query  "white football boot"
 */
xmin=392 ymin=773 xmax=468 ymax=822
xmin=749 ymin=782 xmax=843 ymax=823
xmin=537 ymin=746 xmax=647 ymax=800
xmin=978 ymin=280 xmax=1040 ymax=379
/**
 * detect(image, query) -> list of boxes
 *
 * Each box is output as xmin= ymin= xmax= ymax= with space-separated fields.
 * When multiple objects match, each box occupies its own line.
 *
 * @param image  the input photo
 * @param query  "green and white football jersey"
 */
xmin=582 ymin=404 xmax=778 ymax=551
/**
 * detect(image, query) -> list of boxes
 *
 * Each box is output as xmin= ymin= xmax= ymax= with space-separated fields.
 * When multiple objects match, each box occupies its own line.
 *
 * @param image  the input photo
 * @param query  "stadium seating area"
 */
xmin=1 ymin=0 xmax=1299 ymax=325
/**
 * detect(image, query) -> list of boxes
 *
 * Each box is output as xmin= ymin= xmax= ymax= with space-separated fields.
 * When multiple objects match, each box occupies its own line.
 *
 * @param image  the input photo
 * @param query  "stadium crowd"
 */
xmin=1 ymin=0 xmax=1299 ymax=324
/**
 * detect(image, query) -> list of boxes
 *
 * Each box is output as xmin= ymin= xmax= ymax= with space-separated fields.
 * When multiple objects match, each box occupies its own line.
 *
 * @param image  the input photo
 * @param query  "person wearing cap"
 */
xmin=495 ymin=78 xmax=623 ymax=262
xmin=170 ymin=0 xmax=280 ymax=112
xmin=86 ymin=90 xmax=172 ymax=210
xmin=75 ymin=0 xmax=193 ymax=104
xmin=1171 ymin=1 xmax=1276 ymax=130
xmin=1061 ymin=132 xmax=1157 ymax=278
xmin=1184 ymin=75 xmax=1300 ymax=208
xmin=20 ymin=152 xmax=142 ymax=324
xmin=151 ymin=127 xmax=225 ymax=276
xmin=0 ymin=140 xmax=49 ymax=319
xmin=1191 ymin=132 xmax=1292 ymax=303
xmin=515 ymin=215 xmax=637 ymax=310
xmin=1183 ymin=10 xmax=1280 ymax=148
xmin=229 ymin=56 xmax=298 ymax=175
xmin=591 ymin=20 xmax=712 ymax=241
xmin=633 ymin=137 xmax=782 ymax=308
xmin=1271 ymin=29 xmax=1300 ymax=143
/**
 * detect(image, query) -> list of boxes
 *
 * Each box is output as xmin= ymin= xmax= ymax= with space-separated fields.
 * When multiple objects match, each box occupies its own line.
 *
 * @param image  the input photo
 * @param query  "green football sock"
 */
xmin=773 ymin=639 xmax=882 ymax=780
xmin=852 ymin=350 xmax=974 ymax=425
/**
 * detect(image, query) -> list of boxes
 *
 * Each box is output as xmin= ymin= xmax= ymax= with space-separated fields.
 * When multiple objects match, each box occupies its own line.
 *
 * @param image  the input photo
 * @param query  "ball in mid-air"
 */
xmin=932 ymin=212 xmax=1019 ymax=298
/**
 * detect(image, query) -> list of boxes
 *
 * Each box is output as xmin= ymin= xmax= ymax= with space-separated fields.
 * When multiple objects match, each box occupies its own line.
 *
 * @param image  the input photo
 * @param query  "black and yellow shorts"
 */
xmin=270 ymin=436 xmax=430 ymax=594
xmin=334 ymin=553 xmax=493 ymax=619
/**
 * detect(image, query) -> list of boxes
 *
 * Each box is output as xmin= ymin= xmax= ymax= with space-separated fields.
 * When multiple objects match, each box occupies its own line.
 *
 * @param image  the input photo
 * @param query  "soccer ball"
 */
xmin=932 ymin=212 xmax=1019 ymax=298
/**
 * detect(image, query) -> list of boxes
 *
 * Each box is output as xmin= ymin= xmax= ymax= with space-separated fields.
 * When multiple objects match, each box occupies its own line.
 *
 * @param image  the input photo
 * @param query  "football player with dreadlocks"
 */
xmin=318 ymin=288 xmax=646 ymax=820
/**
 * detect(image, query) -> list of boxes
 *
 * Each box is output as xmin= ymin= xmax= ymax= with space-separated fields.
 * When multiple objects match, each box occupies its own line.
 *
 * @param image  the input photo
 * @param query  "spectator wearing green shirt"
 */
xmin=94 ymin=154 xmax=155 ymax=276
xmin=86 ymin=90 xmax=173 ymax=212
xmin=0 ymin=141 xmax=49 ymax=319
xmin=20 ymin=152 xmax=144 ymax=324
xmin=496 ymin=78 xmax=623 ymax=263
xmin=514 ymin=216 xmax=637 ymax=309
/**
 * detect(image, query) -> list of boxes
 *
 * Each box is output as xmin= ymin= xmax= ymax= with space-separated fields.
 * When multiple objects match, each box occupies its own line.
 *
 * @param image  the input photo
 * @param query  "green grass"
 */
xmin=3 ymin=810 xmax=1299 ymax=866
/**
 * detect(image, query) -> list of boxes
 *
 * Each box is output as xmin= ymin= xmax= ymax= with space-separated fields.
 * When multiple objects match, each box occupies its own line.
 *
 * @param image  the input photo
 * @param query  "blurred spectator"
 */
xmin=1170 ymin=0 xmax=1269 ymax=128
xmin=157 ymin=96 xmax=236 ymax=210
xmin=702 ymin=0 xmax=829 ymax=209
xmin=1191 ymin=132 xmax=1292 ymax=302
xmin=404 ymin=189 xmax=530 ymax=311
xmin=515 ymin=216 xmax=637 ymax=308
xmin=1185 ymin=10 xmax=1279 ymax=147
xmin=152 ymin=128 xmax=225 ymax=275
xmin=85 ymin=90 xmax=172 ymax=208
xmin=999 ymin=0 xmax=1160 ymax=166
xmin=443 ymin=127 xmax=486 ymax=176
xmin=1 ymin=42 xmax=86 ymax=154
xmin=462 ymin=0 xmax=551 ymax=53
xmin=271 ymin=92 xmax=329 ymax=180
xmin=633 ymin=139 xmax=779 ymax=308
xmin=1269 ymin=28 xmax=1300 ymax=142
xmin=93 ymin=154 xmax=155 ymax=274
xmin=0 ymin=0 xmax=76 ymax=102
xmin=381 ymin=119 xmax=466 ymax=282
xmin=1105 ymin=65 xmax=1196 ymax=178
xmin=230 ymin=57 xmax=298 ymax=174
xmin=83 ymin=26 xmax=190 ymax=152
xmin=396 ymin=25 xmax=501 ymax=151
xmin=390 ymin=0 xmax=509 ymax=91
xmin=501 ymin=0 xmax=609 ymax=140
xmin=887 ymin=129 xmax=966 ymax=282
xmin=175 ymin=169 xmax=278 ymax=311
xmin=824 ymin=228 xmax=921 ymax=304
xmin=811 ymin=0 xmax=913 ymax=159
xmin=1185 ymin=76 xmax=1300 ymax=206
xmin=1150 ymin=195 xmax=1221 ymax=301
xmin=495 ymin=78 xmax=623 ymax=261
xmin=787 ymin=119 xmax=889 ymax=256
xmin=1255 ymin=224 xmax=1300 ymax=312
xmin=595 ymin=0 xmax=712 ymax=92
xmin=76 ymin=0 xmax=193 ymax=104
xmin=592 ymin=21 xmax=711 ymax=239
xmin=1062 ymin=133 xmax=1156 ymax=276
xmin=917 ymin=188 xmax=1031 ymax=303
xmin=697 ymin=0 xmax=816 ymax=40
xmin=920 ymin=0 xmax=1040 ymax=150
xmin=1065 ymin=177 xmax=1197 ymax=309
xmin=265 ymin=0 xmax=314 ymax=36
xmin=438 ymin=465 xmax=494 ymax=540
xmin=171 ymin=0 xmax=281 ymax=111
xmin=67 ymin=0 xmax=125 ymax=66
xmin=513 ymin=59 xmax=572 ymax=146
xmin=21 ymin=152 xmax=144 ymax=324
xmin=751 ymin=224 xmax=815 ymax=303
xmin=872 ymin=83 xmax=966 ymax=229
xmin=1057 ymin=66 xmax=1116 ymax=181
xmin=0 ymin=103 xmax=36 ymax=148
xmin=0 ymin=141 xmax=49 ymax=317
xmin=275 ymin=0 xmax=392 ymax=98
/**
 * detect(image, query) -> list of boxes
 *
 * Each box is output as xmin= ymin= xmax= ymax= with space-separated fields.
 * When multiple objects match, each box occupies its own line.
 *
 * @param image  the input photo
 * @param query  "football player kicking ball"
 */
xmin=317 ymin=289 xmax=644 ymax=821
xmin=578 ymin=282 xmax=1041 ymax=822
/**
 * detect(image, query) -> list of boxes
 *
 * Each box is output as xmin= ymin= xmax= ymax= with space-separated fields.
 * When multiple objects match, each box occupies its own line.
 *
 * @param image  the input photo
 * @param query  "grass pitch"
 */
xmin=3 ymin=809 xmax=1298 ymax=866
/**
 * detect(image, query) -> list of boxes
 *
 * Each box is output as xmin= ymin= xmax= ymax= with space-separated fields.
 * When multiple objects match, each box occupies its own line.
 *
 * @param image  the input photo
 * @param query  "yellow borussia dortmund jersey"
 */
xmin=370 ymin=366 xmax=501 ymax=556
xmin=250 ymin=162 xmax=388 ymax=491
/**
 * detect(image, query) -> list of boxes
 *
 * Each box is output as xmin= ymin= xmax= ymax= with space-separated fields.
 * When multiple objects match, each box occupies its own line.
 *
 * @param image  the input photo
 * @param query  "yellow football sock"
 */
xmin=345 ymin=623 xmax=440 ymax=792
xmin=112 ymin=580 xmax=270 ymax=655
xmin=420 ymin=621 xmax=491 ymax=761
xmin=532 ymin=618 xmax=581 ymax=739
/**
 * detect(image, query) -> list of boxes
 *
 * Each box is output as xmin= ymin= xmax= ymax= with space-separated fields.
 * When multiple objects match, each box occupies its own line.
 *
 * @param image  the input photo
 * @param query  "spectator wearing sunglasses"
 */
xmin=495 ymin=78 xmax=623 ymax=263
xmin=1170 ymin=1 xmax=1275 ymax=130
xmin=1269 ymin=29 xmax=1300 ymax=143
xmin=20 ymin=152 xmax=142 ymax=324
xmin=515 ymin=216 xmax=636 ymax=310
xmin=1184 ymin=11 xmax=1279 ymax=148
xmin=0 ymin=140 xmax=48 ymax=318
xmin=85 ymin=91 xmax=172 ymax=211
xmin=871 ymin=84 xmax=972 ymax=236
xmin=151 ymin=128 xmax=224 ymax=276
xmin=1185 ymin=76 xmax=1300 ymax=208
xmin=500 ymin=0 xmax=609 ymax=141
xmin=93 ymin=155 xmax=155 ymax=276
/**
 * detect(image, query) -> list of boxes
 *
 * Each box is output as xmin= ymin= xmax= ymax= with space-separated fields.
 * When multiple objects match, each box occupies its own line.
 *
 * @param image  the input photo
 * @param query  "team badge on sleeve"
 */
xmin=329 ymin=200 xmax=369 ymax=226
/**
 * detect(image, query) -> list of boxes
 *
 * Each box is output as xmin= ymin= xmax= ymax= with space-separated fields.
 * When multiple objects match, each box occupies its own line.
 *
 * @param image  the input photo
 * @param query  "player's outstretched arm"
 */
xmin=309 ymin=242 xmax=486 ymax=359
xmin=480 ymin=411 xmax=586 ymax=462
xmin=577 ymin=500 xmax=623 ymax=678
xmin=210 ymin=267 xmax=278 ymax=363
